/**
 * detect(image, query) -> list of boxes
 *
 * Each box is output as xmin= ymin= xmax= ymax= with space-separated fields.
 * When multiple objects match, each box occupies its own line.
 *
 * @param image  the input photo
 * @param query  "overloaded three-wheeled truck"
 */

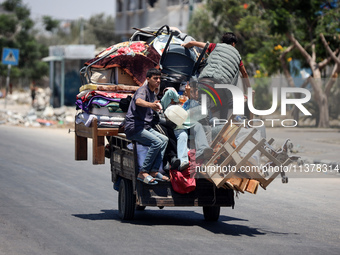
xmin=75 ymin=118 xmax=235 ymax=221
xmin=74 ymin=117 xmax=294 ymax=221
xmin=74 ymin=25 xmax=295 ymax=221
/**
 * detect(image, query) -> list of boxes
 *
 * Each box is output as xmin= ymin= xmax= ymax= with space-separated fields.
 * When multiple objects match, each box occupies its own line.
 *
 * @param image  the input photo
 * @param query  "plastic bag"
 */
xmin=170 ymin=167 xmax=196 ymax=194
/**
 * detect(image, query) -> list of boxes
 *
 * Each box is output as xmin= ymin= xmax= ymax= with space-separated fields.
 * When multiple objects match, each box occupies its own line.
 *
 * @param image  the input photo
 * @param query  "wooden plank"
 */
xmin=75 ymin=133 xmax=88 ymax=160
xmin=245 ymin=179 xmax=259 ymax=194
xmin=267 ymin=138 xmax=274 ymax=145
xmin=75 ymin=119 xmax=118 ymax=138
xmin=228 ymin=177 xmax=242 ymax=187
xmin=239 ymin=178 xmax=249 ymax=192
xmin=233 ymin=128 xmax=258 ymax=153
xmin=92 ymin=119 xmax=105 ymax=164
xmin=97 ymin=128 xmax=119 ymax=136
xmin=234 ymin=140 xmax=268 ymax=187
xmin=205 ymin=146 xmax=225 ymax=166
xmin=215 ymin=143 xmax=243 ymax=188
xmin=75 ymin=116 xmax=119 ymax=165
xmin=259 ymin=159 xmax=292 ymax=189
xmin=93 ymin=135 xmax=105 ymax=164
xmin=75 ymin=122 xmax=93 ymax=138
xmin=210 ymin=117 xmax=232 ymax=148
xmin=227 ymin=177 xmax=244 ymax=193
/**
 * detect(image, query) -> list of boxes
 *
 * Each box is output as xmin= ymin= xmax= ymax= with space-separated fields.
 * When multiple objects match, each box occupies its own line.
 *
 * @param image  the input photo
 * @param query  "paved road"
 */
xmin=0 ymin=126 xmax=339 ymax=255
xmin=266 ymin=127 xmax=340 ymax=164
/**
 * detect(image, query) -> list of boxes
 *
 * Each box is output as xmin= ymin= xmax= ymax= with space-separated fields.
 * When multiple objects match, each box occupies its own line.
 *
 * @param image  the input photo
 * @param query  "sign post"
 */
xmin=1 ymin=48 xmax=19 ymax=108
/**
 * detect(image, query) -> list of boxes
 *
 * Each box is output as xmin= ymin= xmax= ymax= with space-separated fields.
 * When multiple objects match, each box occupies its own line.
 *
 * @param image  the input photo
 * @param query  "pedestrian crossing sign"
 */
xmin=2 ymin=48 xmax=19 ymax=66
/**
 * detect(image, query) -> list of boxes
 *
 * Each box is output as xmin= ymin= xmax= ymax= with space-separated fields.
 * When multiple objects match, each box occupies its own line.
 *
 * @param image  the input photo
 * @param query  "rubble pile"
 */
xmin=0 ymin=88 xmax=76 ymax=128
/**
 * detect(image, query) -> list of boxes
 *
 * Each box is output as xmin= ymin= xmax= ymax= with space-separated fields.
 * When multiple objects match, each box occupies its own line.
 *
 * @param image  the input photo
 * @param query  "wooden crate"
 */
xmin=202 ymin=116 xmax=293 ymax=191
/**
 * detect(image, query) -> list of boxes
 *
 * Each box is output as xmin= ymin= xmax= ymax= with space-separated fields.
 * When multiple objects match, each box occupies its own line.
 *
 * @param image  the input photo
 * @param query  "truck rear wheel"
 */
xmin=118 ymin=178 xmax=135 ymax=220
xmin=203 ymin=206 xmax=220 ymax=221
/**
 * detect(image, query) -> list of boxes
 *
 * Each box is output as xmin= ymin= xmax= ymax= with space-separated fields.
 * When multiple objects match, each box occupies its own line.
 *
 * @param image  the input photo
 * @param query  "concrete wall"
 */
xmin=115 ymin=0 xmax=201 ymax=41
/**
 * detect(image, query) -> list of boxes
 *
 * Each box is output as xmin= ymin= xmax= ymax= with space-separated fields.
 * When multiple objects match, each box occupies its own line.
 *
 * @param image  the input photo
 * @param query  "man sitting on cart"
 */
xmin=124 ymin=68 xmax=169 ymax=185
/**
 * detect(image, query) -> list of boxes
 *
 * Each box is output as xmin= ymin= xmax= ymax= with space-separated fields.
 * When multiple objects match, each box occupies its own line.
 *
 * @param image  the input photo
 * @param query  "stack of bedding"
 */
xmin=75 ymin=85 xmax=134 ymax=128
xmin=75 ymin=40 xmax=161 ymax=128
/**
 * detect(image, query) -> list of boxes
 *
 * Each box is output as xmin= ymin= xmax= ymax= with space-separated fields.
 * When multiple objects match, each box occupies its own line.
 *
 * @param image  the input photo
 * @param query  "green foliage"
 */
xmin=300 ymin=100 xmax=320 ymax=127
xmin=260 ymin=0 xmax=321 ymax=34
xmin=85 ymin=13 xmax=118 ymax=47
xmin=190 ymin=0 xmax=339 ymax=67
xmin=264 ymin=8 xmax=292 ymax=34
xmin=317 ymin=7 xmax=340 ymax=35
xmin=302 ymin=78 xmax=340 ymax=127
xmin=36 ymin=14 xmax=118 ymax=48
xmin=188 ymin=0 xmax=340 ymax=126
xmin=0 ymin=14 xmax=16 ymax=36
xmin=259 ymin=0 xmax=340 ymax=70
xmin=0 ymin=0 xmax=48 ymax=84
xmin=252 ymin=74 xmax=272 ymax=111
xmin=187 ymin=7 xmax=219 ymax=42
xmin=15 ymin=4 xmax=30 ymax=21
xmin=42 ymin=16 xmax=60 ymax=32
xmin=329 ymin=78 xmax=340 ymax=119
xmin=2 ymin=0 xmax=20 ymax=11
xmin=188 ymin=0 xmax=340 ymax=77
xmin=188 ymin=0 xmax=272 ymax=71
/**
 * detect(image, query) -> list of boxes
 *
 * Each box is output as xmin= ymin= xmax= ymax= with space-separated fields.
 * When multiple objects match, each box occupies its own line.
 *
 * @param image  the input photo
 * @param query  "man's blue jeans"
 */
xmin=174 ymin=122 xmax=210 ymax=162
xmin=128 ymin=128 xmax=168 ymax=173
xmin=174 ymin=129 xmax=189 ymax=163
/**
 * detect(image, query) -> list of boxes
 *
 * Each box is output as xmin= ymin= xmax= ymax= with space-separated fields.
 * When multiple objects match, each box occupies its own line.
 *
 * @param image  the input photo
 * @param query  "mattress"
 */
xmin=79 ymin=83 xmax=139 ymax=93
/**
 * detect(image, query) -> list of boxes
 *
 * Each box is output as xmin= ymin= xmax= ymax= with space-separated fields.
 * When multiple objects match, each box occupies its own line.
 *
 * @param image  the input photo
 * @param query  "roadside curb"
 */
xmin=296 ymin=156 xmax=340 ymax=175
xmin=313 ymin=159 xmax=340 ymax=174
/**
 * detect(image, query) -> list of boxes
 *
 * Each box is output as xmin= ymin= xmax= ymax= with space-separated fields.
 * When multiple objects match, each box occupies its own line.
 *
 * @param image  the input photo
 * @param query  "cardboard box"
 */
xmin=86 ymin=68 xmax=113 ymax=84
xmin=115 ymin=67 xmax=137 ymax=86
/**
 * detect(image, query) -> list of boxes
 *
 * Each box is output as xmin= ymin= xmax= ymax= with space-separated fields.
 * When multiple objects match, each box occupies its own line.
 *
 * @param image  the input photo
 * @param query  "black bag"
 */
xmin=159 ymin=115 xmax=177 ymax=129
xmin=119 ymin=95 xmax=132 ymax=112
xmin=130 ymin=25 xmax=171 ymax=43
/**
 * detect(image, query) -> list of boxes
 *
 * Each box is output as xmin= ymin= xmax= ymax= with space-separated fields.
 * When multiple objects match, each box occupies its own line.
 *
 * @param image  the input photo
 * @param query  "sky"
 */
xmin=21 ymin=0 xmax=116 ymax=21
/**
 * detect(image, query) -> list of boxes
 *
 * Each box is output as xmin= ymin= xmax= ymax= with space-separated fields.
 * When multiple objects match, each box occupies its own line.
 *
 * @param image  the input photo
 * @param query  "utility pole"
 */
xmin=189 ymin=0 xmax=194 ymax=21
xmin=179 ymin=0 xmax=184 ymax=31
xmin=4 ymin=65 xmax=11 ymax=108
xmin=2 ymin=48 xmax=19 ymax=109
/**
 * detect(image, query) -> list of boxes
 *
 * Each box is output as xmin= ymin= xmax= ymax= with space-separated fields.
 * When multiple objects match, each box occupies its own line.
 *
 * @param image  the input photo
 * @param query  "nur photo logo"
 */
xmin=196 ymin=82 xmax=312 ymax=128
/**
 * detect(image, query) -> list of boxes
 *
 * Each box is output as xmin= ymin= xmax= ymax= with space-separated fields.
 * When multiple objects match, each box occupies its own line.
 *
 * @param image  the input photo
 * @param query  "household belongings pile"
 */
xmin=74 ymin=25 xmax=296 ymax=195
xmin=75 ymin=40 xmax=159 ymax=128
xmin=75 ymin=25 xmax=203 ymax=128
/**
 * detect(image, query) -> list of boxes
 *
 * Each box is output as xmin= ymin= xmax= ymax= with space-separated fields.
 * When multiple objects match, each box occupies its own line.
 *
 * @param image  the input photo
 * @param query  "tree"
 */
xmin=188 ymin=0 xmax=271 ymax=70
xmin=85 ymin=13 xmax=118 ymax=47
xmin=260 ymin=0 xmax=340 ymax=128
xmin=0 ymin=0 xmax=48 ymax=85
xmin=42 ymin=16 xmax=60 ymax=32
xmin=37 ymin=14 xmax=118 ymax=48
xmin=188 ymin=0 xmax=340 ymax=128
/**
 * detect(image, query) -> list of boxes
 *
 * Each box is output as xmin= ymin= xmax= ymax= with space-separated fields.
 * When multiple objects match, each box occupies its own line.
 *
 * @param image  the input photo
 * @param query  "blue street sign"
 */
xmin=2 ymin=48 xmax=19 ymax=66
